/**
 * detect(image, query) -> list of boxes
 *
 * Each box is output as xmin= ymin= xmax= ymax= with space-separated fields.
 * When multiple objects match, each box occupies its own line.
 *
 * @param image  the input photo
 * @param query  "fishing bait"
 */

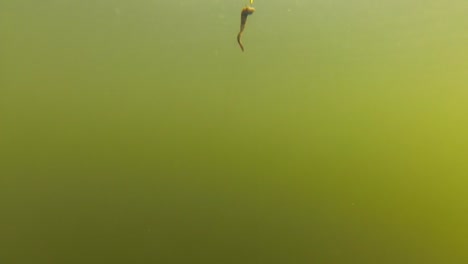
xmin=237 ymin=6 xmax=255 ymax=52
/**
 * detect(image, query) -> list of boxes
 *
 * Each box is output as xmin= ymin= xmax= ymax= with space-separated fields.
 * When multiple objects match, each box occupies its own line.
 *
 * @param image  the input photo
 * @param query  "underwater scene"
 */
xmin=1 ymin=0 xmax=467 ymax=263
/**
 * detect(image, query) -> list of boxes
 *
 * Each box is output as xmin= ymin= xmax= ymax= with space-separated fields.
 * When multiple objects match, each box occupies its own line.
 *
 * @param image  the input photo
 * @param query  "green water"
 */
xmin=1 ymin=0 xmax=467 ymax=263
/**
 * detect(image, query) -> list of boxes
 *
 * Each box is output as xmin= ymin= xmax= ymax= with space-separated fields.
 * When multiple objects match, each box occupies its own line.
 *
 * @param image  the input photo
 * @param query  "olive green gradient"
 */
xmin=1 ymin=0 xmax=467 ymax=263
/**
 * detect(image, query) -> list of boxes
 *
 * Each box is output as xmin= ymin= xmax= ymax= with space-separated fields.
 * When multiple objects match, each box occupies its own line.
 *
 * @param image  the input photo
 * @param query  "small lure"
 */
xmin=237 ymin=6 xmax=255 ymax=52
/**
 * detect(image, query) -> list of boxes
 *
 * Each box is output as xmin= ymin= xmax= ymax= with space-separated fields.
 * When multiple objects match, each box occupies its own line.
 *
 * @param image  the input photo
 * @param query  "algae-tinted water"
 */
xmin=1 ymin=0 xmax=467 ymax=263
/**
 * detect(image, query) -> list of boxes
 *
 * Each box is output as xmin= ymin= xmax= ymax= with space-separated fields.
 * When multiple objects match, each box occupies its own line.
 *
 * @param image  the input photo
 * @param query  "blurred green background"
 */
xmin=1 ymin=0 xmax=467 ymax=263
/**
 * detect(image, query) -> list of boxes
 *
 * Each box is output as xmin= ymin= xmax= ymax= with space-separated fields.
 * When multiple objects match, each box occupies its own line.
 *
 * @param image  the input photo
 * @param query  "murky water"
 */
xmin=1 ymin=0 xmax=467 ymax=263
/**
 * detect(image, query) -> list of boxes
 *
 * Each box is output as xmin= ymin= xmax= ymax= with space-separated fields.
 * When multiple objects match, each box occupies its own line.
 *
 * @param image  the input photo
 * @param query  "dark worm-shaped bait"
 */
xmin=237 ymin=6 xmax=255 ymax=52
